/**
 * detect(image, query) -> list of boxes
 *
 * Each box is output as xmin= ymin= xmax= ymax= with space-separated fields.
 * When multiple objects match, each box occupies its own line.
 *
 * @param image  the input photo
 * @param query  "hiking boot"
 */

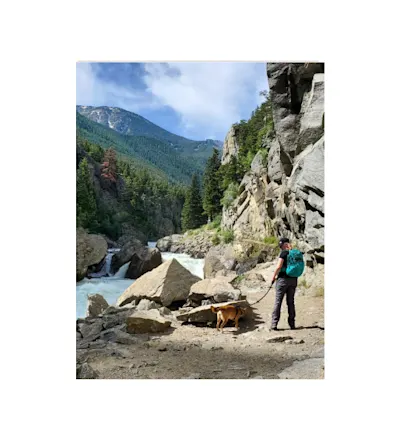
xmin=270 ymin=326 xmax=278 ymax=331
xmin=289 ymin=325 xmax=296 ymax=330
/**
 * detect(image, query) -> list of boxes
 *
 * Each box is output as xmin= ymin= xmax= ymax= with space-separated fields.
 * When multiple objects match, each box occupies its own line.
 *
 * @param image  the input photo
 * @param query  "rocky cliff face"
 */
xmin=221 ymin=126 xmax=239 ymax=164
xmin=222 ymin=63 xmax=324 ymax=266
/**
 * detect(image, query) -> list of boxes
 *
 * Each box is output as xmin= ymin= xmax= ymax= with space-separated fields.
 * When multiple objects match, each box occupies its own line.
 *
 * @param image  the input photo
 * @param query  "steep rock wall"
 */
xmin=222 ymin=62 xmax=325 ymax=266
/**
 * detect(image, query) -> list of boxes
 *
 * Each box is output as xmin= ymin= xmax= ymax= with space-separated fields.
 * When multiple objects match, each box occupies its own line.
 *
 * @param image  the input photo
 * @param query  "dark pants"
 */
xmin=271 ymin=277 xmax=297 ymax=328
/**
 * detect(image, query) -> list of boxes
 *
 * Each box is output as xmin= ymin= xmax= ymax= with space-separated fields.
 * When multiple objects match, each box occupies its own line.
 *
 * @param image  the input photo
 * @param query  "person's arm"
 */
xmin=271 ymin=258 xmax=284 ymax=284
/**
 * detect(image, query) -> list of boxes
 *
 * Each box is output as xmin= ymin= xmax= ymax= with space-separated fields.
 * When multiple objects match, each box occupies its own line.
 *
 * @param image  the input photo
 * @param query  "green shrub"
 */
xmin=264 ymin=236 xmax=278 ymax=246
xmin=315 ymin=287 xmax=325 ymax=297
xmin=211 ymin=234 xmax=220 ymax=245
xmin=221 ymin=182 xmax=239 ymax=209
xmin=221 ymin=229 xmax=234 ymax=244
xmin=207 ymin=215 xmax=221 ymax=230
xmin=233 ymin=274 xmax=245 ymax=284
xmin=259 ymin=148 xmax=269 ymax=166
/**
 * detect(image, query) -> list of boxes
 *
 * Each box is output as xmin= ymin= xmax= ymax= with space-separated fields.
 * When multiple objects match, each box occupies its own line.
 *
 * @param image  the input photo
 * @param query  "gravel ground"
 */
xmin=77 ymin=294 xmax=324 ymax=379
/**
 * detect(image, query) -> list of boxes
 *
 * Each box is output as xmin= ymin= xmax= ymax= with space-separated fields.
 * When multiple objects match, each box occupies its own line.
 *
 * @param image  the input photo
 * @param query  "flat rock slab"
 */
xmin=278 ymin=358 xmax=324 ymax=379
xmin=126 ymin=309 xmax=172 ymax=334
xmin=188 ymin=278 xmax=240 ymax=304
xmin=176 ymin=300 xmax=251 ymax=324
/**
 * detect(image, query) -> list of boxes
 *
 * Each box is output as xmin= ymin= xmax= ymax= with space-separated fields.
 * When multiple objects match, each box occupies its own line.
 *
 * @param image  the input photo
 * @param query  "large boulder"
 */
xmin=110 ymin=238 xmax=144 ymax=274
xmin=76 ymin=229 xmax=107 ymax=281
xmin=86 ymin=294 xmax=109 ymax=318
xmin=125 ymin=247 xmax=162 ymax=279
xmin=188 ymin=278 xmax=240 ymax=306
xmin=156 ymin=234 xmax=183 ymax=252
xmin=117 ymin=258 xmax=201 ymax=307
xmin=176 ymin=300 xmax=252 ymax=324
xmin=126 ymin=309 xmax=171 ymax=333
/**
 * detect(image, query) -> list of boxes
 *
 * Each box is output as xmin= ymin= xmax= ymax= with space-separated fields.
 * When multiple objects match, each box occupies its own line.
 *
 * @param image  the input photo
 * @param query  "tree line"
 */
xmin=181 ymin=93 xmax=274 ymax=231
xmin=77 ymin=93 xmax=274 ymax=237
xmin=77 ymin=136 xmax=186 ymax=240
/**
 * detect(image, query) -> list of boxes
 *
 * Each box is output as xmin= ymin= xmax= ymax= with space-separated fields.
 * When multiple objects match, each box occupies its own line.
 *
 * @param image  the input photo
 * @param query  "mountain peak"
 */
xmin=76 ymin=105 xmax=221 ymax=151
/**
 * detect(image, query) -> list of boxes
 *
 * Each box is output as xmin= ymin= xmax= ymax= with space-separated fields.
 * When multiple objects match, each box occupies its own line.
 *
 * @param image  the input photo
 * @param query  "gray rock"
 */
xmin=78 ymin=320 xmax=103 ymax=339
xmin=158 ymin=306 xmax=174 ymax=318
xmin=76 ymin=229 xmax=107 ymax=281
xmin=100 ymin=328 xmax=144 ymax=345
xmin=188 ymin=278 xmax=238 ymax=305
xmin=267 ymin=139 xmax=283 ymax=182
xmin=289 ymin=136 xmax=324 ymax=200
xmin=136 ymin=299 xmax=161 ymax=311
xmin=177 ymin=300 xmax=251 ymax=324
xmin=156 ymin=234 xmax=183 ymax=252
xmin=126 ymin=309 xmax=172 ymax=334
xmin=102 ymin=307 xmax=136 ymax=330
xmin=76 ymin=363 xmax=99 ymax=379
xmin=125 ymin=247 xmax=162 ymax=279
xmin=213 ymin=289 xmax=241 ymax=303
xmin=86 ymin=294 xmax=109 ymax=317
xmin=298 ymin=73 xmax=324 ymax=153
xmin=221 ymin=126 xmax=239 ymax=165
xmin=110 ymin=238 xmax=144 ymax=274
xmin=117 ymin=259 xmax=201 ymax=307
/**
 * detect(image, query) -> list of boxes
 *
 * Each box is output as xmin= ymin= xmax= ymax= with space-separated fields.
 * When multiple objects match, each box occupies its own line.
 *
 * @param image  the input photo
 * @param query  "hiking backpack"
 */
xmin=282 ymin=249 xmax=305 ymax=277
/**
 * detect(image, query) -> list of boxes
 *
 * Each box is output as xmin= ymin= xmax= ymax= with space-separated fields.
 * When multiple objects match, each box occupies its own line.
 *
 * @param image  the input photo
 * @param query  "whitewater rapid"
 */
xmin=76 ymin=242 xmax=204 ymax=319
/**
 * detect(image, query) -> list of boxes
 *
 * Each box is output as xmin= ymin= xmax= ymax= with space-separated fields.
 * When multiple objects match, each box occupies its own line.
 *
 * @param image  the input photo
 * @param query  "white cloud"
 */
xmin=76 ymin=63 xmax=159 ymax=112
xmin=76 ymin=62 xmax=269 ymax=140
xmin=143 ymin=62 xmax=268 ymax=140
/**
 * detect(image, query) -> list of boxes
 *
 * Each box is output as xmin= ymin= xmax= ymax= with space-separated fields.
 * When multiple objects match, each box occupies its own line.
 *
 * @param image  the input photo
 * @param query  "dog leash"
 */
xmin=248 ymin=283 xmax=274 ymax=305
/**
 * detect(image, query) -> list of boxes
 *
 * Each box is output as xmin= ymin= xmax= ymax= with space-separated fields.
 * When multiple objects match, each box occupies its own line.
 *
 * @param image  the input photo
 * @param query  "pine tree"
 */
xmin=203 ymin=148 xmax=222 ymax=221
xmin=76 ymin=158 xmax=97 ymax=228
xmin=182 ymin=173 xmax=206 ymax=230
xmin=101 ymin=148 xmax=117 ymax=182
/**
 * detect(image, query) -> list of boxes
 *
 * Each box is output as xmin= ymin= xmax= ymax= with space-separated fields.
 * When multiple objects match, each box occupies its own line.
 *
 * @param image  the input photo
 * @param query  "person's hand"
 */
xmin=271 ymin=277 xmax=276 ymax=285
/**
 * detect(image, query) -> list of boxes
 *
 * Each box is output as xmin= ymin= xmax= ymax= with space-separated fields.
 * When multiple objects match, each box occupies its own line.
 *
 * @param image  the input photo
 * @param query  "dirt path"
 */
xmin=77 ymin=294 xmax=324 ymax=379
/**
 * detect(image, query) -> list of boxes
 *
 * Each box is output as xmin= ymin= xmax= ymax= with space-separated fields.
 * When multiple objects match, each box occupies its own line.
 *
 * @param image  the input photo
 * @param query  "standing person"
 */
xmin=270 ymin=237 xmax=304 ymax=331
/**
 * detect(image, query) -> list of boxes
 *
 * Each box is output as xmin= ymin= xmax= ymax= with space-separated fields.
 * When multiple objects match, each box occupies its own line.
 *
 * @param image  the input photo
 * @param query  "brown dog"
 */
xmin=211 ymin=305 xmax=246 ymax=332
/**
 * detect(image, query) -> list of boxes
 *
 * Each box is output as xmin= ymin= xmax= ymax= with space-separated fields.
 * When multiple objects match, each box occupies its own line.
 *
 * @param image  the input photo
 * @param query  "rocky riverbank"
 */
xmin=77 ymin=256 xmax=324 ymax=379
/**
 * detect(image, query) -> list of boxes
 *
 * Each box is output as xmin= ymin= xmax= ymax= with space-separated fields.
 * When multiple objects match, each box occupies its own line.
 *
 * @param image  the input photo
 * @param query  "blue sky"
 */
xmin=76 ymin=62 xmax=268 ymax=141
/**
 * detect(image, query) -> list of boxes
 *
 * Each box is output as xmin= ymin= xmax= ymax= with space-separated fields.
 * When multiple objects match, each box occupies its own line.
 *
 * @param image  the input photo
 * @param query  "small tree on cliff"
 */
xmin=76 ymin=157 xmax=97 ymax=228
xmin=203 ymin=148 xmax=222 ymax=221
xmin=182 ymin=173 xmax=206 ymax=230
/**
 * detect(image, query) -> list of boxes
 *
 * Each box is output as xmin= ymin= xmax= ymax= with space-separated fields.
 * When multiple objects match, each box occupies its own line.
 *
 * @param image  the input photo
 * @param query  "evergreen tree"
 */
xmin=76 ymin=158 xmax=97 ymax=228
xmin=182 ymin=173 xmax=206 ymax=230
xmin=101 ymin=148 xmax=117 ymax=182
xmin=203 ymin=148 xmax=222 ymax=220
xmin=219 ymin=154 xmax=239 ymax=189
